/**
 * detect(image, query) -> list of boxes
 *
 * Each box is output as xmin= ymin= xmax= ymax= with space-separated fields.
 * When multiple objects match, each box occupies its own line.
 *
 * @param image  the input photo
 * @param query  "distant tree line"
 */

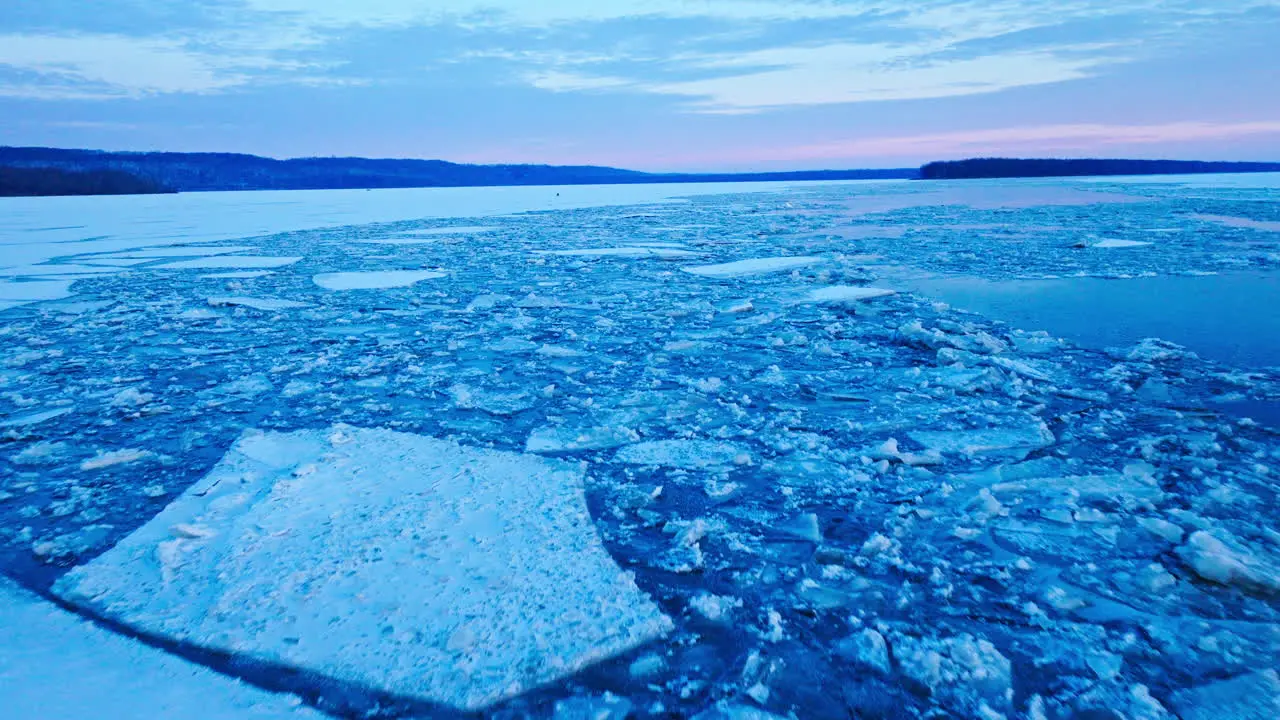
xmin=0 ymin=165 xmax=173 ymax=197
xmin=0 ymin=146 xmax=916 ymax=195
xmin=919 ymin=157 xmax=1280 ymax=180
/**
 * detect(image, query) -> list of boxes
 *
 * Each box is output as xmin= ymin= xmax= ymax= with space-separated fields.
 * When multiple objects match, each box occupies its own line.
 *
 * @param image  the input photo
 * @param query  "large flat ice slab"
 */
xmin=313 ymin=270 xmax=446 ymax=290
xmin=682 ymin=256 xmax=822 ymax=278
xmin=0 ymin=579 xmax=315 ymax=720
xmin=53 ymin=426 xmax=671 ymax=712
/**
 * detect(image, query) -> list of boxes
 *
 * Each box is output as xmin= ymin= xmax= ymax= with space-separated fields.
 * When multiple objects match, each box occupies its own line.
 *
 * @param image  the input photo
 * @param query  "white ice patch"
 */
xmin=1092 ymin=239 xmax=1152 ymax=249
xmin=0 ymin=579 xmax=317 ymax=720
xmin=207 ymin=297 xmax=311 ymax=311
xmin=157 ymin=256 xmax=303 ymax=270
xmin=615 ymin=440 xmax=746 ymax=468
xmin=802 ymin=286 xmax=896 ymax=304
xmin=682 ymin=256 xmax=822 ymax=278
xmin=54 ymin=426 xmax=671 ymax=712
xmin=536 ymin=247 xmax=699 ymax=258
xmin=313 ymin=270 xmax=445 ymax=291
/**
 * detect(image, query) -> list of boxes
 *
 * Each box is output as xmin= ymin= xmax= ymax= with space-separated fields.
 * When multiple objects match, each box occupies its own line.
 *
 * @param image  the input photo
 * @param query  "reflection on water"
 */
xmin=899 ymin=271 xmax=1280 ymax=369
xmin=898 ymin=270 xmax=1280 ymax=427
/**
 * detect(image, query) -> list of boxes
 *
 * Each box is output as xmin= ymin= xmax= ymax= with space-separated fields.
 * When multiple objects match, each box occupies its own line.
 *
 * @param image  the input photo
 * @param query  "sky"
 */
xmin=1 ymin=1 xmax=1279 ymax=171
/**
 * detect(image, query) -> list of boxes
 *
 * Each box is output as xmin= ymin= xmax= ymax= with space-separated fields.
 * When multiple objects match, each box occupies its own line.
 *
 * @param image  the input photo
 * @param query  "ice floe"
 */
xmin=682 ymin=256 xmax=822 ymax=278
xmin=614 ymin=440 xmax=747 ymax=468
xmin=54 ymin=426 xmax=671 ymax=712
xmin=313 ymin=270 xmax=446 ymax=290
xmin=801 ymin=285 xmax=896 ymax=304
xmin=536 ymin=247 xmax=700 ymax=258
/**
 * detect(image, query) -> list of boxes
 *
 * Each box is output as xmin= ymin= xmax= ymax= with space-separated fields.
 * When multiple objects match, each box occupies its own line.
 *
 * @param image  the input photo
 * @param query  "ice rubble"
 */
xmin=312 ymin=269 xmax=446 ymax=290
xmin=54 ymin=426 xmax=672 ymax=712
xmin=682 ymin=256 xmax=822 ymax=277
xmin=1 ymin=578 xmax=317 ymax=720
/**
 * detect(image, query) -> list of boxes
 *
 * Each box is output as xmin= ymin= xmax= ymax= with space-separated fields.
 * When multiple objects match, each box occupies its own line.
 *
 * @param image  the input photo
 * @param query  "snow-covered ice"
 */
xmin=54 ymin=426 xmax=671 ymax=712
xmin=0 ymin=578 xmax=316 ymax=720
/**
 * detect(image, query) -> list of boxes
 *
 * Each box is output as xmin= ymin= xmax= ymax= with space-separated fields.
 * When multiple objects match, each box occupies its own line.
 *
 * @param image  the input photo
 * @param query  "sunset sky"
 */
xmin=2 ymin=1 xmax=1278 ymax=170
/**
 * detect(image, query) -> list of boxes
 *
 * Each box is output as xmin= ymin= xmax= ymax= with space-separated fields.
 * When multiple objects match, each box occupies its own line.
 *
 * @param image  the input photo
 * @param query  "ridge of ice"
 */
xmin=54 ymin=426 xmax=672 ymax=712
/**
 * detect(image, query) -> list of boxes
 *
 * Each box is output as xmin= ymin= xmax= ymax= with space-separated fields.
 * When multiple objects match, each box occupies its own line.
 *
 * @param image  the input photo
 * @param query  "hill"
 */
xmin=0 ymin=165 xmax=173 ymax=197
xmin=919 ymin=157 xmax=1280 ymax=180
xmin=0 ymin=146 xmax=915 ymax=195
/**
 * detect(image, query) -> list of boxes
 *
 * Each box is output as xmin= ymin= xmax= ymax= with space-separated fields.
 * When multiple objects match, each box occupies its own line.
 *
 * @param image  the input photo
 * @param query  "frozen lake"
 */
xmin=2 ymin=175 xmax=1279 ymax=720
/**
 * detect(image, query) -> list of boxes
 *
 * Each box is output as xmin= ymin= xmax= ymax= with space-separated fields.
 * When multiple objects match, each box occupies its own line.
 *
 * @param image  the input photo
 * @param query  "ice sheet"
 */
xmin=54 ymin=426 xmax=672 ymax=712
xmin=156 ymin=256 xmax=303 ymax=270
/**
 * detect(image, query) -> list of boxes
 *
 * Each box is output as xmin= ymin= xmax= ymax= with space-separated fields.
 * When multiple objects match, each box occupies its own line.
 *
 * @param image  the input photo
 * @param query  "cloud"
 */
xmin=640 ymin=44 xmax=1121 ymax=111
xmin=3 ymin=0 xmax=1276 ymax=109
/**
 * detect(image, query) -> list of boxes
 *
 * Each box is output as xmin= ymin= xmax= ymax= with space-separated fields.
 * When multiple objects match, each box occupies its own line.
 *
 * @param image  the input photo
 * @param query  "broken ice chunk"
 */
xmin=615 ymin=440 xmax=747 ymax=469
xmin=909 ymin=421 xmax=1054 ymax=460
xmin=1177 ymin=530 xmax=1280 ymax=595
xmin=525 ymin=426 xmax=638 ymax=454
xmin=895 ymin=634 xmax=1012 ymax=715
xmin=54 ymin=426 xmax=672 ymax=712
xmin=448 ymin=384 xmax=534 ymax=416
